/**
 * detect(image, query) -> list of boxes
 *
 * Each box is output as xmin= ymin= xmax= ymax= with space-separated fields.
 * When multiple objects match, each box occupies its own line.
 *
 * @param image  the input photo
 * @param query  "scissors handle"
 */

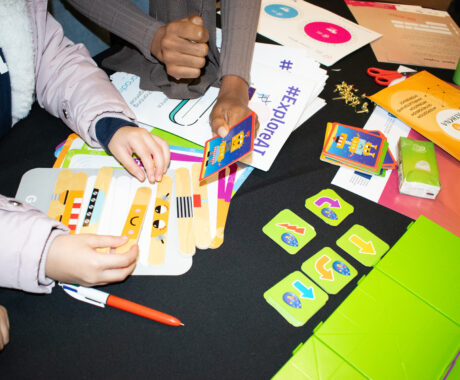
xmin=367 ymin=67 xmax=401 ymax=86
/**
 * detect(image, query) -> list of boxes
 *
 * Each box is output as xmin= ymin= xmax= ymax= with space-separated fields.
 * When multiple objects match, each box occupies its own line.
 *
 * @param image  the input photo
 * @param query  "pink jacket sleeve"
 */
xmin=0 ymin=195 xmax=69 ymax=293
xmin=30 ymin=0 xmax=137 ymax=148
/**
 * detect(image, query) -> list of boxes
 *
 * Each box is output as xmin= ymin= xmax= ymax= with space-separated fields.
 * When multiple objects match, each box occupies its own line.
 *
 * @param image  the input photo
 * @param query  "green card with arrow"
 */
xmin=336 ymin=224 xmax=389 ymax=266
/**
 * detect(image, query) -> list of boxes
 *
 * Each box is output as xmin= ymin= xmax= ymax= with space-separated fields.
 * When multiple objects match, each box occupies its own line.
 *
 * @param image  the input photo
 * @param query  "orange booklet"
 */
xmin=369 ymin=71 xmax=460 ymax=161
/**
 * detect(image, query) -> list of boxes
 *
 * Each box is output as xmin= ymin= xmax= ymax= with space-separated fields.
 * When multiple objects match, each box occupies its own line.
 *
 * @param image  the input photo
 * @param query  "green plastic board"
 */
xmin=376 ymin=215 xmax=460 ymax=325
xmin=314 ymin=269 xmax=460 ymax=380
xmin=273 ymin=336 xmax=365 ymax=380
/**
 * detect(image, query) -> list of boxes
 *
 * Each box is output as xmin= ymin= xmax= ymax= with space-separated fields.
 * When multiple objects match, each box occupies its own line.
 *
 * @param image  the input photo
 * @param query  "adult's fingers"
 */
xmin=210 ymin=109 xmax=229 ymax=138
xmin=177 ymin=15 xmax=209 ymax=44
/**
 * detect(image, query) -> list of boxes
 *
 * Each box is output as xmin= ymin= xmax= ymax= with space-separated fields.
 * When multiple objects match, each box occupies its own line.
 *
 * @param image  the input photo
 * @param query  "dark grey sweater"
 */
xmin=65 ymin=0 xmax=261 ymax=99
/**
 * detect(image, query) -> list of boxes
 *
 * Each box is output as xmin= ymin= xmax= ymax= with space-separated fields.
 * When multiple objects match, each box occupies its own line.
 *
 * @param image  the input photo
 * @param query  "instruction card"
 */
xmin=305 ymin=189 xmax=354 ymax=226
xmin=263 ymin=209 xmax=316 ymax=254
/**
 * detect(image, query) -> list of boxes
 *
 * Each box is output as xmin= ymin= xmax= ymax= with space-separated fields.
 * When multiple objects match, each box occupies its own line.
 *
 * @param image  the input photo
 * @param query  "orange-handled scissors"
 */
xmin=367 ymin=67 xmax=410 ymax=86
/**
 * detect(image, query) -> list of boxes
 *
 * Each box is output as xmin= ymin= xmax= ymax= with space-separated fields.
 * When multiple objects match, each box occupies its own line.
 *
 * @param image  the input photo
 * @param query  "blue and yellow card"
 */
xmin=200 ymin=112 xmax=255 ymax=181
xmin=301 ymin=247 xmax=357 ymax=294
xmin=305 ymin=189 xmax=353 ymax=226
xmin=262 ymin=209 xmax=316 ymax=254
xmin=264 ymin=271 xmax=328 ymax=327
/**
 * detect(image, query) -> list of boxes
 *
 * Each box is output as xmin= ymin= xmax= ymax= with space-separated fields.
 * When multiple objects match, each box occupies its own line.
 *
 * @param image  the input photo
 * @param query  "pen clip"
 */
xmin=60 ymin=285 xmax=106 ymax=308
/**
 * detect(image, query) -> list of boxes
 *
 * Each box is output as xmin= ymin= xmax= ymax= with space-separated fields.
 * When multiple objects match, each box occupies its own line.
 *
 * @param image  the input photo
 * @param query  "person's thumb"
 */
xmin=190 ymin=15 xmax=203 ymax=26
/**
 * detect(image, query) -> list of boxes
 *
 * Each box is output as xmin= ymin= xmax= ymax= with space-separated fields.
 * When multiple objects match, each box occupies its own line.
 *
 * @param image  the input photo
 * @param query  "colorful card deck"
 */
xmin=200 ymin=112 xmax=255 ymax=181
xmin=301 ymin=247 xmax=357 ymax=294
xmin=264 ymin=271 xmax=328 ymax=327
xmin=321 ymin=122 xmax=395 ymax=176
xmin=336 ymin=224 xmax=389 ymax=267
xmin=262 ymin=209 xmax=316 ymax=254
xmin=305 ymin=189 xmax=353 ymax=226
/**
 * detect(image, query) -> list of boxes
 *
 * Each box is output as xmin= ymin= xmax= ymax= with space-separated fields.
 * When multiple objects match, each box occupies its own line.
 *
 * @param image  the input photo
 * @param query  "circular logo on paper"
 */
xmin=333 ymin=261 xmax=351 ymax=276
xmin=304 ymin=22 xmax=351 ymax=43
xmin=281 ymin=232 xmax=298 ymax=247
xmin=436 ymin=109 xmax=460 ymax=141
xmin=321 ymin=207 xmax=338 ymax=220
xmin=283 ymin=292 xmax=302 ymax=308
xmin=264 ymin=4 xmax=299 ymax=19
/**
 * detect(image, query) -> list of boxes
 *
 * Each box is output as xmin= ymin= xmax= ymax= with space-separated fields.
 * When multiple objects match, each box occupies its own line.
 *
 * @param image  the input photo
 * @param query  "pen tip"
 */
xmin=180 ymin=323 xmax=184 ymax=326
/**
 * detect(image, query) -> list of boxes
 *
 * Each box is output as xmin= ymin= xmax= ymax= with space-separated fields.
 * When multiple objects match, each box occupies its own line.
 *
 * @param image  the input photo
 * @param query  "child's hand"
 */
xmin=150 ymin=15 xmax=209 ymax=79
xmin=0 ymin=305 xmax=9 ymax=351
xmin=45 ymin=234 xmax=138 ymax=287
xmin=108 ymin=126 xmax=170 ymax=183
xmin=209 ymin=75 xmax=259 ymax=138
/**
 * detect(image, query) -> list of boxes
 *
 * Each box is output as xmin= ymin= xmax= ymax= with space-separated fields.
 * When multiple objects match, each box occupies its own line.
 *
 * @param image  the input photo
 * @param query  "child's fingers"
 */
xmin=84 ymin=234 xmax=129 ymax=249
xmin=143 ymin=136 xmax=170 ymax=180
xmin=99 ymin=244 xmax=139 ymax=271
xmin=152 ymin=136 xmax=171 ymax=174
xmin=135 ymin=136 xmax=163 ymax=182
xmin=101 ymin=261 xmax=137 ymax=284
xmin=116 ymin=147 xmax=146 ymax=182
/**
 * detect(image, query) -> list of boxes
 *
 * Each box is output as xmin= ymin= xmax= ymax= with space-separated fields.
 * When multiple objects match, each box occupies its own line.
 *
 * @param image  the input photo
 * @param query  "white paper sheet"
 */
xmin=257 ymin=0 xmax=381 ymax=66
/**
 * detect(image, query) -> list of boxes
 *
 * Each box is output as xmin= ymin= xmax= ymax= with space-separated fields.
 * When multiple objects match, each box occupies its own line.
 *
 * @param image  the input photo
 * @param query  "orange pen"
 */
xmin=60 ymin=283 xmax=183 ymax=327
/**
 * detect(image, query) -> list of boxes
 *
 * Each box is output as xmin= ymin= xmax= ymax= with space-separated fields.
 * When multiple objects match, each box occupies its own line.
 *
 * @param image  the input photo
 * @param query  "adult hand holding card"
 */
xmin=199 ymin=113 xmax=255 ymax=181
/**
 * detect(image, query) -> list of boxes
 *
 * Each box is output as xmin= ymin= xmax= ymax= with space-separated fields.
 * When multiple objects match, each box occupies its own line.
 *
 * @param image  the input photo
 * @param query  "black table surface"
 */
xmin=0 ymin=1 xmax=456 ymax=378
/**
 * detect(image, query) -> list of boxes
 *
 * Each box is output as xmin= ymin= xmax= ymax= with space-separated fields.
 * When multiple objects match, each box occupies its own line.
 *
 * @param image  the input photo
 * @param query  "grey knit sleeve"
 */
xmin=64 ymin=0 xmax=162 ymax=61
xmin=219 ymin=0 xmax=261 ymax=85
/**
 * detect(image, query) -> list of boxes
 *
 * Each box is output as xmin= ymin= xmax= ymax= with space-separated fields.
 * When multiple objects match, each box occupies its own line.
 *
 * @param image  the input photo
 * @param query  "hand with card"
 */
xmin=321 ymin=122 xmax=397 ymax=176
xmin=200 ymin=113 xmax=255 ymax=181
